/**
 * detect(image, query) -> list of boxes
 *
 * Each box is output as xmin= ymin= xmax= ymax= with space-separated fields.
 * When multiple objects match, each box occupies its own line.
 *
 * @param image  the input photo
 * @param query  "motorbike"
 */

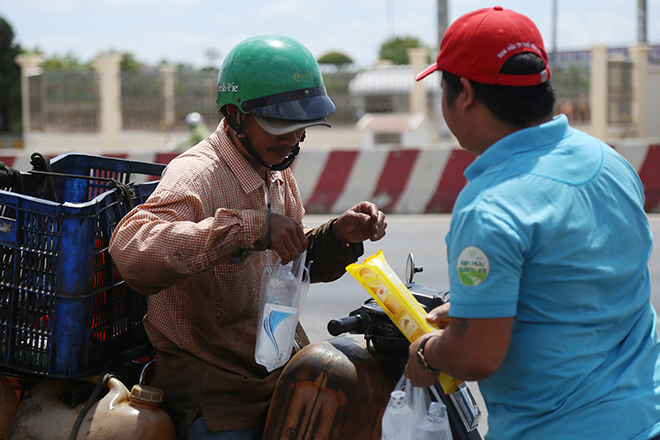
xmin=2 ymin=253 xmax=482 ymax=440
xmin=262 ymin=253 xmax=483 ymax=440
xmin=0 ymin=153 xmax=482 ymax=439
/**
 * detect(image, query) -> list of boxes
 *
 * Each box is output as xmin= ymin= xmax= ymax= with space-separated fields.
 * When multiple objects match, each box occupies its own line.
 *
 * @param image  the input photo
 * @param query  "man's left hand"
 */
xmin=405 ymin=332 xmax=445 ymax=388
xmin=332 ymin=201 xmax=387 ymax=245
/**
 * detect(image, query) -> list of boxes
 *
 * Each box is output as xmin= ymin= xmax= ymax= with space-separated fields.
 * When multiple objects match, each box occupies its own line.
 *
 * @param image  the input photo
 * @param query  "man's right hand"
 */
xmin=427 ymin=302 xmax=451 ymax=329
xmin=269 ymin=212 xmax=308 ymax=264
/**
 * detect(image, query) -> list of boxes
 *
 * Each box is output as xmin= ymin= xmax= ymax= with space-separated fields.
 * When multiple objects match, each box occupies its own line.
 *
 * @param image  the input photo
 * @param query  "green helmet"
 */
xmin=216 ymin=35 xmax=335 ymax=122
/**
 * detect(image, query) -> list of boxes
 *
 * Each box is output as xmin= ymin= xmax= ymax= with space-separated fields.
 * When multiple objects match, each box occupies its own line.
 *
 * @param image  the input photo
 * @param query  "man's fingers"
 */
xmin=371 ymin=210 xmax=387 ymax=241
xmin=270 ymin=213 xmax=308 ymax=263
xmin=427 ymin=304 xmax=450 ymax=320
xmin=426 ymin=303 xmax=451 ymax=327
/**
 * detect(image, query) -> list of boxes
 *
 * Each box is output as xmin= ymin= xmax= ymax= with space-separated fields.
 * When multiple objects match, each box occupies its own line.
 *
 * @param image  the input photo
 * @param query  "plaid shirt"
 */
xmin=108 ymin=122 xmax=362 ymax=433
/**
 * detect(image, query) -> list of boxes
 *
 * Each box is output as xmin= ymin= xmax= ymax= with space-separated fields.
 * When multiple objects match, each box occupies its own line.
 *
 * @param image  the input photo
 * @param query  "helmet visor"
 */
xmin=252 ymin=114 xmax=331 ymax=135
xmin=241 ymin=86 xmax=336 ymax=120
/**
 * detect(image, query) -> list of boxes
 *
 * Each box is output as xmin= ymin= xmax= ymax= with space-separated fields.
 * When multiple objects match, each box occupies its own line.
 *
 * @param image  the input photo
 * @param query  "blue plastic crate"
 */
xmin=0 ymin=153 xmax=165 ymax=377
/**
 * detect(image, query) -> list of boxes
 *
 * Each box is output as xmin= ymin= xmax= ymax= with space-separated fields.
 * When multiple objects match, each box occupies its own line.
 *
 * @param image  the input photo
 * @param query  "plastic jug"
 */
xmin=7 ymin=376 xmax=176 ymax=440
xmin=0 ymin=370 xmax=18 ymax=440
xmin=84 ymin=378 xmax=176 ymax=440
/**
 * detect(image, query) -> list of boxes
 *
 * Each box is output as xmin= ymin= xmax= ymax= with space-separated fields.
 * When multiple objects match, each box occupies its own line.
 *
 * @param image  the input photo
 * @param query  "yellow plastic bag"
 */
xmin=346 ymin=250 xmax=461 ymax=394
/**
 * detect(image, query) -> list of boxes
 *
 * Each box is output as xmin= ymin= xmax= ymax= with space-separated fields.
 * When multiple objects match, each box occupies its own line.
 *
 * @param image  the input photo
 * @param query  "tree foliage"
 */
xmin=41 ymin=50 xmax=91 ymax=71
xmin=120 ymin=52 xmax=142 ymax=73
xmin=379 ymin=36 xmax=423 ymax=65
xmin=317 ymin=51 xmax=353 ymax=67
xmin=0 ymin=15 xmax=22 ymax=132
xmin=26 ymin=48 xmax=143 ymax=73
xmin=204 ymin=48 xmax=221 ymax=68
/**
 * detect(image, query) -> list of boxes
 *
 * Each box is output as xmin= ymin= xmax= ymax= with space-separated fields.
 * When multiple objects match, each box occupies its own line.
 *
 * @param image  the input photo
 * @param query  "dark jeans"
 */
xmin=183 ymin=413 xmax=261 ymax=440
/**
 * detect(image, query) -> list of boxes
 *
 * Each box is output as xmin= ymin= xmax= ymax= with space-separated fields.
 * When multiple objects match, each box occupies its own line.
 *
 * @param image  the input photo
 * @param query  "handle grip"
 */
xmin=327 ymin=311 xmax=370 ymax=336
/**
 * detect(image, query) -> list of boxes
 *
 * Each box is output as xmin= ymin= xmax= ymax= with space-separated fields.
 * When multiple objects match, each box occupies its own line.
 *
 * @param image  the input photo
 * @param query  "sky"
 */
xmin=1 ymin=0 xmax=658 ymax=69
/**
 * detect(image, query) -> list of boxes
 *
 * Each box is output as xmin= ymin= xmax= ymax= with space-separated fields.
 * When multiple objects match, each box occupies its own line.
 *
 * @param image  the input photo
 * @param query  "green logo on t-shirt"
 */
xmin=457 ymin=246 xmax=490 ymax=286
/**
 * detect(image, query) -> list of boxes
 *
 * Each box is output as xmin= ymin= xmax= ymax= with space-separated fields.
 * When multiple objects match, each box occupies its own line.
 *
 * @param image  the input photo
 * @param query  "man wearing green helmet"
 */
xmin=109 ymin=35 xmax=387 ymax=439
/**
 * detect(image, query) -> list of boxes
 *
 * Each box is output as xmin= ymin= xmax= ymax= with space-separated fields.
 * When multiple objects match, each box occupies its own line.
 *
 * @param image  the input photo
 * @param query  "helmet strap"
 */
xmin=220 ymin=106 xmax=302 ymax=172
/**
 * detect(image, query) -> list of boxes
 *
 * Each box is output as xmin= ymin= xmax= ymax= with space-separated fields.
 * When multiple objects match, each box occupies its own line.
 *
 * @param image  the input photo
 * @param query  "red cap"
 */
xmin=416 ymin=6 xmax=551 ymax=86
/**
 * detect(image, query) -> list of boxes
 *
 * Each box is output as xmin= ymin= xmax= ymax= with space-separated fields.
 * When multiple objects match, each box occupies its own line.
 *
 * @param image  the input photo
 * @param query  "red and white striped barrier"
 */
xmin=610 ymin=142 xmax=660 ymax=213
xmin=290 ymin=148 xmax=475 ymax=214
xmin=293 ymin=143 xmax=660 ymax=214
xmin=1 ymin=143 xmax=659 ymax=214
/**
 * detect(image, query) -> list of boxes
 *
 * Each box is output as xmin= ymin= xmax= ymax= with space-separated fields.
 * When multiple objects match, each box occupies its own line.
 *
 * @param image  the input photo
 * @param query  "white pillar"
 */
xmin=590 ymin=46 xmax=608 ymax=141
xmin=92 ymin=54 xmax=122 ymax=148
xmin=408 ymin=47 xmax=430 ymax=116
xmin=630 ymin=43 xmax=650 ymax=138
xmin=14 ymin=54 xmax=42 ymax=142
xmin=159 ymin=64 xmax=176 ymax=129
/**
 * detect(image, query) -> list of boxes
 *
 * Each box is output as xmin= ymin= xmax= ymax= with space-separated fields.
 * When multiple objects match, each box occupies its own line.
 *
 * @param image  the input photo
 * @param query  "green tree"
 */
xmin=379 ymin=36 xmax=423 ymax=65
xmin=317 ymin=51 xmax=353 ymax=68
xmin=204 ymin=48 xmax=221 ymax=69
xmin=120 ymin=52 xmax=142 ymax=73
xmin=0 ymin=16 xmax=22 ymax=132
xmin=175 ymin=62 xmax=196 ymax=73
xmin=42 ymin=50 xmax=91 ymax=71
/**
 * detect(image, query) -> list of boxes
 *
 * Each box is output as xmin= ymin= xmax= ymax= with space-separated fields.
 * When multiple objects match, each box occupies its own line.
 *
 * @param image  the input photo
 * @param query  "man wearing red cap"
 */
xmin=405 ymin=7 xmax=660 ymax=440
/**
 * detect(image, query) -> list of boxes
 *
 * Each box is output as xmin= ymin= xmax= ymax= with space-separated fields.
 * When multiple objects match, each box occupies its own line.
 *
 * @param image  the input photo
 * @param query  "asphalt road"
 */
xmin=300 ymin=213 xmax=660 ymax=342
xmin=299 ymin=213 xmax=660 ymax=438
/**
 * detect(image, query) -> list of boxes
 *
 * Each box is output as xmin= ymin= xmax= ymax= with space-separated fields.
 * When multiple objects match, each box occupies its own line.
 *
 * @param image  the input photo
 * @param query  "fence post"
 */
xmin=92 ymin=54 xmax=122 ymax=148
xmin=14 ymin=54 xmax=42 ymax=146
xmin=407 ymin=47 xmax=430 ymax=117
xmin=160 ymin=64 xmax=176 ymax=129
xmin=630 ymin=43 xmax=650 ymax=138
xmin=590 ymin=45 xmax=608 ymax=141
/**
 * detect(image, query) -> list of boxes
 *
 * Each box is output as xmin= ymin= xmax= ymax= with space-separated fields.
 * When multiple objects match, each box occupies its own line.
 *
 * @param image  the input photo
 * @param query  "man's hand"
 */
xmin=426 ymin=302 xmax=451 ymax=329
xmin=332 ymin=202 xmax=387 ymax=244
xmin=270 ymin=212 xmax=308 ymax=264
xmin=404 ymin=315 xmax=515 ymax=385
xmin=404 ymin=331 xmax=445 ymax=388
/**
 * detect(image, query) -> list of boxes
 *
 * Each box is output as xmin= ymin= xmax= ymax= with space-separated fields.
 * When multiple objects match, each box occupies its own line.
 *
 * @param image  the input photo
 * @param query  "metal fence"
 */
xmin=173 ymin=71 xmax=222 ymax=130
xmin=29 ymin=70 xmax=100 ymax=132
xmin=322 ymin=69 xmax=360 ymax=125
xmin=551 ymin=64 xmax=591 ymax=125
xmin=23 ymin=45 xmax=659 ymax=135
xmin=19 ymin=66 xmax=598 ymax=133
xmin=607 ymin=61 xmax=633 ymax=125
xmin=121 ymin=71 xmax=163 ymax=131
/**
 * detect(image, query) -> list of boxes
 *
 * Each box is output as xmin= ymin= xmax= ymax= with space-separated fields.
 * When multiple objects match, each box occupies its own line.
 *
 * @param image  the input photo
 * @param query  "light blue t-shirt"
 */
xmin=447 ymin=115 xmax=660 ymax=440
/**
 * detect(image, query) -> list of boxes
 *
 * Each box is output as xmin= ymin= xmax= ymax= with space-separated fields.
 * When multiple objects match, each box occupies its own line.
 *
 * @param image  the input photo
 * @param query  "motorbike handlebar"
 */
xmin=327 ymin=311 xmax=370 ymax=336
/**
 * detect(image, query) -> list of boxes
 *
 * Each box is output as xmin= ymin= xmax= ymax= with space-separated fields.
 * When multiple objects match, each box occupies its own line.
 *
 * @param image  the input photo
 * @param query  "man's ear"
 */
xmin=223 ymin=104 xmax=247 ymax=133
xmin=459 ymin=77 xmax=476 ymax=110
xmin=224 ymin=104 xmax=239 ymax=119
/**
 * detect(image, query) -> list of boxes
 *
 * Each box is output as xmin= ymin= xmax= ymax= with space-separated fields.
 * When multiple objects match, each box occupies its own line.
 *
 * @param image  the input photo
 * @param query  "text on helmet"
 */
xmin=218 ymin=82 xmax=239 ymax=93
xmin=293 ymin=71 xmax=313 ymax=82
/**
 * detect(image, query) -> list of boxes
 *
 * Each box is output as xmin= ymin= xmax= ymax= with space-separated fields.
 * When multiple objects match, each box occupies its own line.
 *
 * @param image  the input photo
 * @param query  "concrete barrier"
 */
xmin=1 ymin=143 xmax=658 ymax=214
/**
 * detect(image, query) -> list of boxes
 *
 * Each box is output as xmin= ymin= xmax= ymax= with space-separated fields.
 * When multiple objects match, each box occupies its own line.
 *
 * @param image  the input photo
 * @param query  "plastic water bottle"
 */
xmin=415 ymin=401 xmax=453 ymax=440
xmin=382 ymin=390 xmax=414 ymax=440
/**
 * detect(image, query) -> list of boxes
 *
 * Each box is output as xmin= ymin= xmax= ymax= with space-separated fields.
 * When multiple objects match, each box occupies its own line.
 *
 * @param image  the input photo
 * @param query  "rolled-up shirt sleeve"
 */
xmin=304 ymin=219 xmax=363 ymax=283
xmin=109 ymin=189 xmax=270 ymax=295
